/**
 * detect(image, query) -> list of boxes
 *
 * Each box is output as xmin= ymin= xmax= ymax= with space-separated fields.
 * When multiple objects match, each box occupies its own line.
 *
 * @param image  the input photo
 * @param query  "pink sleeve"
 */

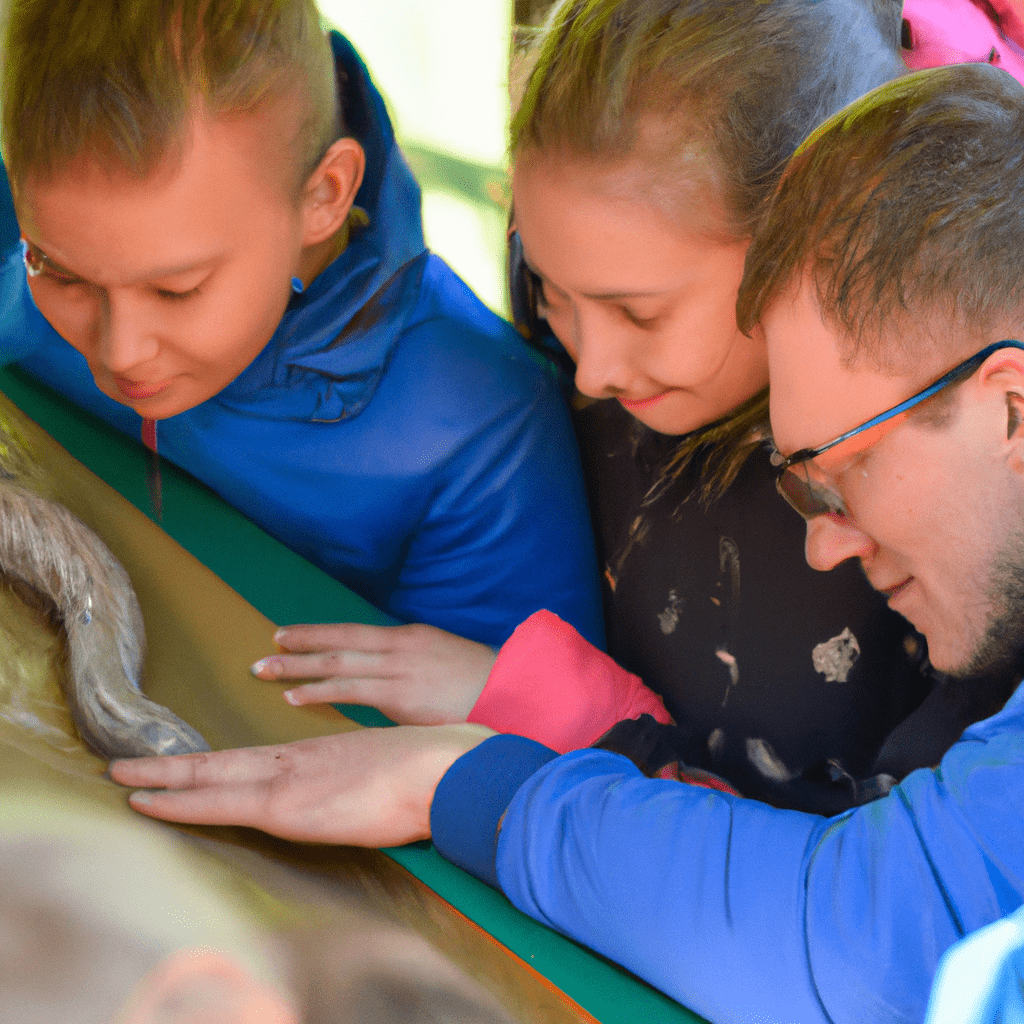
xmin=466 ymin=609 xmax=672 ymax=754
xmin=901 ymin=0 xmax=1024 ymax=87
xmin=990 ymin=0 xmax=1024 ymax=48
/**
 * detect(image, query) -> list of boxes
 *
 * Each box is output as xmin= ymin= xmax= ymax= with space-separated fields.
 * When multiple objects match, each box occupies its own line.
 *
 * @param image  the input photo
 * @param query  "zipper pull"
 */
xmin=141 ymin=418 xmax=162 ymax=521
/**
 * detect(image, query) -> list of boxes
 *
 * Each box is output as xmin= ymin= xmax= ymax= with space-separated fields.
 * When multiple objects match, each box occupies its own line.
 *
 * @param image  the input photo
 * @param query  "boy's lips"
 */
xmin=113 ymin=375 xmax=173 ymax=401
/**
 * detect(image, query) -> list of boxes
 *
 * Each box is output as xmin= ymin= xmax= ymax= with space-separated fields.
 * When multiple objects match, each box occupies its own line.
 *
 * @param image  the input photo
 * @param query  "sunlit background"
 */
xmin=319 ymin=0 xmax=514 ymax=315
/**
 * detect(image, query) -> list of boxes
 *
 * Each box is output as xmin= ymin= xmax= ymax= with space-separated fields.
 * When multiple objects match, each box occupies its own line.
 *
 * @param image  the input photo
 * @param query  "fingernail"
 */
xmin=273 ymin=629 xmax=287 ymax=644
xmin=283 ymin=689 xmax=300 ymax=705
xmin=129 ymin=790 xmax=152 ymax=806
xmin=251 ymin=658 xmax=279 ymax=677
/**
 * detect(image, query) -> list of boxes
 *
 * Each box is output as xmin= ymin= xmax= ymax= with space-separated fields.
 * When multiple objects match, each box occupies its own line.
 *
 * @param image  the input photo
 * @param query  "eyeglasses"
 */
xmin=772 ymin=339 xmax=1024 ymax=520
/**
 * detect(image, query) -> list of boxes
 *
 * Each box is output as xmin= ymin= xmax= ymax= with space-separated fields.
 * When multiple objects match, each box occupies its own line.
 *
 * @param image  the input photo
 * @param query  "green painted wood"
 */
xmin=0 ymin=364 xmax=708 ymax=1024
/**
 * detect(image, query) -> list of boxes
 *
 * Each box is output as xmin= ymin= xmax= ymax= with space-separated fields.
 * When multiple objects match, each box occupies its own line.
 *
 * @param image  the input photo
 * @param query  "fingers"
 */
xmin=109 ymin=744 xmax=287 ymax=790
xmin=250 ymin=621 xmax=496 ymax=725
xmin=126 ymin=780 xmax=270 ymax=829
xmin=271 ymin=621 xmax=403 ymax=655
xmin=282 ymin=678 xmax=382 ymax=707
xmin=111 ymin=725 xmax=497 ymax=847
xmin=251 ymin=648 xmax=384 ymax=681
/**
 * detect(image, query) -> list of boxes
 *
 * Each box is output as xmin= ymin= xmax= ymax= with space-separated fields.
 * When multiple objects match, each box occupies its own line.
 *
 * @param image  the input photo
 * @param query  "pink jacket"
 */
xmin=466 ymin=610 xmax=742 ymax=795
xmin=467 ymin=609 xmax=671 ymax=753
xmin=903 ymin=0 xmax=1024 ymax=85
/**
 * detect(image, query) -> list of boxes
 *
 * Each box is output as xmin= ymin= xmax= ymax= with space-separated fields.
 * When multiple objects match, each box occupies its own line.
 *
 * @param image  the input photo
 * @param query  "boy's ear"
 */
xmin=301 ymin=137 xmax=366 ymax=246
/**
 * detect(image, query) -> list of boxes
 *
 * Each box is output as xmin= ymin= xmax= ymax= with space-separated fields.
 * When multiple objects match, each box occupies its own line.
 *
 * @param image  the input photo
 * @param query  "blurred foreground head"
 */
xmin=0 ymin=790 xmax=515 ymax=1024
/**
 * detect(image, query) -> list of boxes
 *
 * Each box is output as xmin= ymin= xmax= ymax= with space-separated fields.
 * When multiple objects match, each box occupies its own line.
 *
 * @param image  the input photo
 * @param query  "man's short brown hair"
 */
xmin=1 ymin=0 xmax=341 ymax=195
xmin=737 ymin=63 xmax=1024 ymax=373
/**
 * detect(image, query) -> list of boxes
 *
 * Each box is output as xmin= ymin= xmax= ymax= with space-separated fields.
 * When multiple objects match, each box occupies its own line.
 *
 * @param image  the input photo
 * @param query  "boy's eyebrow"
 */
xmin=24 ymin=239 xmax=219 ymax=283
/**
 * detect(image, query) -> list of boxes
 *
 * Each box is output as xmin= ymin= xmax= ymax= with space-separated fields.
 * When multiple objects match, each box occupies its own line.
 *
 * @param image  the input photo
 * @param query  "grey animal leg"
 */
xmin=0 ymin=480 xmax=209 ymax=758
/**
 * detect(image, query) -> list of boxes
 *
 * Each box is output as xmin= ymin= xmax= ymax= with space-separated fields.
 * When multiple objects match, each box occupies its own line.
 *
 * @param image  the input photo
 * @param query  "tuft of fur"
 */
xmin=0 ymin=476 xmax=208 ymax=759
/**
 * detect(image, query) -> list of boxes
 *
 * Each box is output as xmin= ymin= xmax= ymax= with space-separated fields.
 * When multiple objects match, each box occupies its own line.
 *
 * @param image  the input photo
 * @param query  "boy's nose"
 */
xmin=571 ymin=310 xmax=641 ymax=399
xmin=804 ymin=514 xmax=877 ymax=572
xmin=98 ymin=296 xmax=160 ymax=373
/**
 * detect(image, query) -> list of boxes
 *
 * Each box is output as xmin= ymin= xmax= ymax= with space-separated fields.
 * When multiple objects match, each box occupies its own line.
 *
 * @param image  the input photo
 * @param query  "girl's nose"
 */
xmin=571 ymin=308 xmax=642 ymax=399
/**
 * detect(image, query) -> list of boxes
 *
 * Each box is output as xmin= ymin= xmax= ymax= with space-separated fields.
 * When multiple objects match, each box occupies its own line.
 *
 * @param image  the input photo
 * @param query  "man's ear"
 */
xmin=301 ymin=137 xmax=366 ymax=247
xmin=1007 ymin=391 xmax=1024 ymax=441
xmin=119 ymin=948 xmax=298 ymax=1024
xmin=978 ymin=347 xmax=1024 ymax=469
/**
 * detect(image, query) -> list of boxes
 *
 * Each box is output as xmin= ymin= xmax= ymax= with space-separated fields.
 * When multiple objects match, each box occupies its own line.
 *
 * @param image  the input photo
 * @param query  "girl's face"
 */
xmin=512 ymin=149 xmax=768 ymax=435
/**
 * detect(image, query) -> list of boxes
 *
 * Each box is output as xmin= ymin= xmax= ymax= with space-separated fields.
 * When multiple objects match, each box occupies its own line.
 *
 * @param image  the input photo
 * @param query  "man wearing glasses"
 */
xmin=111 ymin=63 xmax=1024 ymax=1024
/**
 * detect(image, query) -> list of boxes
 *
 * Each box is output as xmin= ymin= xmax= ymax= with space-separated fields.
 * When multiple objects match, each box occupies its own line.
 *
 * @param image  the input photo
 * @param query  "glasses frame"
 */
xmin=773 ymin=338 xmax=1024 ymax=518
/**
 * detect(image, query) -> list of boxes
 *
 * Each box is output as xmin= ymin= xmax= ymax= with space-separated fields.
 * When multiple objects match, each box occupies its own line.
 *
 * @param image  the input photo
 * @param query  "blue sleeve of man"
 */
xmin=433 ymin=683 xmax=1024 ymax=1024
xmin=925 ymin=905 xmax=1024 ymax=1024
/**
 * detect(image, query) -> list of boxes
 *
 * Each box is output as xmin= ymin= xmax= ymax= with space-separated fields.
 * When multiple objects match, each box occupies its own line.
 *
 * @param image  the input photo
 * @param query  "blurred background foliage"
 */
xmin=320 ymin=0 xmax=522 ymax=315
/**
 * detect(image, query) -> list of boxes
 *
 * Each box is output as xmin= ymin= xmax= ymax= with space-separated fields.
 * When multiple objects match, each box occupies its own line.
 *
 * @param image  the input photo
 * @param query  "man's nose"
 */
xmin=571 ymin=309 xmax=641 ymax=399
xmin=98 ymin=295 xmax=160 ymax=373
xmin=804 ymin=514 xmax=877 ymax=572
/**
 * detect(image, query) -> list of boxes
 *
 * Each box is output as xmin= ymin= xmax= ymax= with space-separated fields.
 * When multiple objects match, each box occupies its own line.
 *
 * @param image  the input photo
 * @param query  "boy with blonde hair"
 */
xmin=0 ymin=0 xmax=603 ymax=648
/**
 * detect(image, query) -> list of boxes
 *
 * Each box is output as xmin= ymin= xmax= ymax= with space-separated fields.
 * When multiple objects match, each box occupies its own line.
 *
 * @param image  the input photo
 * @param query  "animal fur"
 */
xmin=0 ymin=464 xmax=208 ymax=759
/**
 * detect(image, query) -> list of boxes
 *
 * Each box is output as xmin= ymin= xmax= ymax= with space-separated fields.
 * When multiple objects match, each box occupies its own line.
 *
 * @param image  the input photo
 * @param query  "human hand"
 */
xmin=108 ymin=723 xmax=495 ymax=846
xmin=250 ymin=622 xmax=498 ymax=725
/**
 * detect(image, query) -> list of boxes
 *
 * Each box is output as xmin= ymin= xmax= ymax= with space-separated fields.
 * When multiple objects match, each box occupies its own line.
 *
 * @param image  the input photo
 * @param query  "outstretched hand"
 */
xmin=251 ymin=622 xmax=498 ymax=725
xmin=108 ymin=723 xmax=495 ymax=847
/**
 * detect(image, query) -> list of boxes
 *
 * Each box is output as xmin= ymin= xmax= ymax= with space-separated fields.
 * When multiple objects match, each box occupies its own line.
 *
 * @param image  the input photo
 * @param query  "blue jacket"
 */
xmin=0 ymin=33 xmax=604 ymax=649
xmin=432 ymin=680 xmax=1024 ymax=1024
xmin=925 ymin=905 xmax=1024 ymax=1024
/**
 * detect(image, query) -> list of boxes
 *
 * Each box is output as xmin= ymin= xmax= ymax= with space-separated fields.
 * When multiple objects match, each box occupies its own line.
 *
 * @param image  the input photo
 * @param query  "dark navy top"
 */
xmin=573 ymin=397 xmax=1015 ymax=811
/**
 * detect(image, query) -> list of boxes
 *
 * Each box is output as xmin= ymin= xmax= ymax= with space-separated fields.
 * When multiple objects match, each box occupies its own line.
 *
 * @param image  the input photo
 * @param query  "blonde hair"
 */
xmin=513 ymin=0 xmax=905 ymax=499
xmin=1 ymin=0 xmax=340 ymax=195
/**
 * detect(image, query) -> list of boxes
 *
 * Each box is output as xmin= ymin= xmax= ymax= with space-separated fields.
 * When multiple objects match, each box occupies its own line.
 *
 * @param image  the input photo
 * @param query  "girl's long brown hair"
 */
xmin=513 ymin=0 xmax=904 ymax=501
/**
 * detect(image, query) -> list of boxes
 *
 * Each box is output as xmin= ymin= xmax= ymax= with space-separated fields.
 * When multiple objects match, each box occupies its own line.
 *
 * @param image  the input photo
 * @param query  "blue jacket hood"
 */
xmin=216 ymin=31 xmax=428 ymax=423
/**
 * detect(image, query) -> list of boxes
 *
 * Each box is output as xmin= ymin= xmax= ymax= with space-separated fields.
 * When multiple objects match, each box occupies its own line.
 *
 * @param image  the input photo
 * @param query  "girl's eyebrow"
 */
xmin=584 ymin=287 xmax=665 ymax=301
xmin=520 ymin=248 xmax=664 ymax=302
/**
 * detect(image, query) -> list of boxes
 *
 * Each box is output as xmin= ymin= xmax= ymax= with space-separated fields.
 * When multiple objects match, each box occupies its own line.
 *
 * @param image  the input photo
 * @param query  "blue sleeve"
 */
xmin=393 ymin=367 xmax=604 ymax=649
xmin=432 ymin=687 xmax=1024 ymax=1024
xmin=925 ymin=906 xmax=1024 ymax=1024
